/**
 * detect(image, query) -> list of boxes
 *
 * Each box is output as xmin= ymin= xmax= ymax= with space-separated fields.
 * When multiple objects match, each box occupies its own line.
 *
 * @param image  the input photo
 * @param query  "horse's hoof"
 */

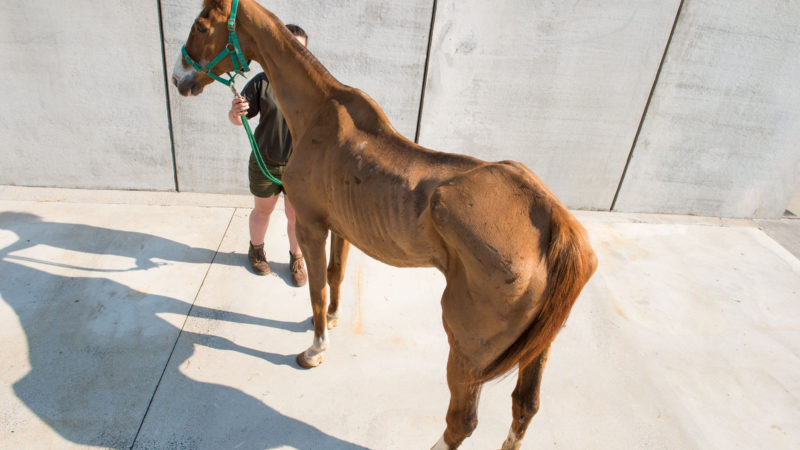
xmin=296 ymin=351 xmax=323 ymax=369
xmin=326 ymin=313 xmax=339 ymax=329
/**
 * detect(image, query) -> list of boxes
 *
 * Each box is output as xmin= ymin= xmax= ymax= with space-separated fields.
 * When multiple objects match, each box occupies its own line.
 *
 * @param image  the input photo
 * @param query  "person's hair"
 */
xmin=285 ymin=24 xmax=308 ymax=44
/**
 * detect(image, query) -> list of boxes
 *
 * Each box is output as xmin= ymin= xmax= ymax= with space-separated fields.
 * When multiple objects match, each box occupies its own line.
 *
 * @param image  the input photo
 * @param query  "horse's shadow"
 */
xmin=0 ymin=211 xmax=366 ymax=449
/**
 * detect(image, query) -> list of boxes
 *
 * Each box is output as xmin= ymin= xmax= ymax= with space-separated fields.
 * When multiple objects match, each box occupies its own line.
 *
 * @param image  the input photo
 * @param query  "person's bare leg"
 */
xmin=250 ymin=195 xmax=279 ymax=246
xmin=248 ymin=195 xmax=279 ymax=275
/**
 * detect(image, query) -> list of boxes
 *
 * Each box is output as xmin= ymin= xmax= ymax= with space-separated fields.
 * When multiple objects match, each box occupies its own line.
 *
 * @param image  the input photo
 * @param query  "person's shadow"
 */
xmin=0 ymin=211 xmax=367 ymax=449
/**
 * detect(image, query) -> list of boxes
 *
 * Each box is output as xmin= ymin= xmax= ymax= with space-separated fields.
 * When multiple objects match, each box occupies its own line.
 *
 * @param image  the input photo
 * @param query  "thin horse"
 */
xmin=173 ymin=1 xmax=598 ymax=448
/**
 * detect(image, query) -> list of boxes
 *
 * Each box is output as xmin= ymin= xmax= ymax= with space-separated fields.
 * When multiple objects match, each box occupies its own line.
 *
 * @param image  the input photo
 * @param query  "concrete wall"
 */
xmin=612 ymin=0 xmax=800 ymax=218
xmin=1 ymin=0 xmax=798 ymax=218
xmin=417 ymin=0 xmax=682 ymax=210
xmin=0 ymin=0 xmax=175 ymax=191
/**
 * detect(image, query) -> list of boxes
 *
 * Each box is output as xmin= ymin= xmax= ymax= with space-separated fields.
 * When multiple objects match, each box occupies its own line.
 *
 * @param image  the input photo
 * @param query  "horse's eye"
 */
xmin=196 ymin=23 xmax=209 ymax=33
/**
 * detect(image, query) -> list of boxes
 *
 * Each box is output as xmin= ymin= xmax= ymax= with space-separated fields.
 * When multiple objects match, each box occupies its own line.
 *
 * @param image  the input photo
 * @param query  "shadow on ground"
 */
xmin=0 ymin=211 xmax=366 ymax=449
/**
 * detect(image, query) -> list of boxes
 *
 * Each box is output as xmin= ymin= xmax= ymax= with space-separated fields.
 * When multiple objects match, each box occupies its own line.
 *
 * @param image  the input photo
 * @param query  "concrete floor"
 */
xmin=0 ymin=186 xmax=798 ymax=449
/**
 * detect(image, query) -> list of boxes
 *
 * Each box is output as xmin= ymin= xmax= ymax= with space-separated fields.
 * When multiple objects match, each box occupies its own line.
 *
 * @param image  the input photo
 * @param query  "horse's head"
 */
xmin=172 ymin=0 xmax=251 ymax=96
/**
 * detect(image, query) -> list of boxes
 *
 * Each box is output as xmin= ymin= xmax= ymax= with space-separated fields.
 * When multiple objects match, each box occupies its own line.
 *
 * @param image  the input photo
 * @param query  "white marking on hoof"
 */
xmin=313 ymin=332 xmax=329 ymax=352
xmin=431 ymin=434 xmax=449 ymax=450
xmin=327 ymin=312 xmax=339 ymax=329
xmin=296 ymin=332 xmax=328 ymax=368
xmin=501 ymin=429 xmax=521 ymax=450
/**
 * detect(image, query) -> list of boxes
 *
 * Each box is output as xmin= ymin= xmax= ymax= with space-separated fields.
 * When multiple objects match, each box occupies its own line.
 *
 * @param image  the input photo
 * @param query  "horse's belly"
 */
xmin=331 ymin=217 xmax=443 ymax=269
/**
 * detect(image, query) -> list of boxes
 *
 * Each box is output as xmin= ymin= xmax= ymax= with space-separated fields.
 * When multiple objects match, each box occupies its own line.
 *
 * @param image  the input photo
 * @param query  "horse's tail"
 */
xmin=480 ymin=205 xmax=597 ymax=382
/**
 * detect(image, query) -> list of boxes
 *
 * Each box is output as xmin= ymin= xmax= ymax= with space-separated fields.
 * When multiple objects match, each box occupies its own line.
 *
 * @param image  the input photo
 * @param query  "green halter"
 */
xmin=181 ymin=0 xmax=250 ymax=86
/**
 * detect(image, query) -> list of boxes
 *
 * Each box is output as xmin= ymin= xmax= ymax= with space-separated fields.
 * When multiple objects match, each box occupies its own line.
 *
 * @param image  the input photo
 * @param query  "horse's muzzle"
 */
xmin=173 ymin=74 xmax=205 ymax=97
xmin=172 ymin=55 xmax=205 ymax=96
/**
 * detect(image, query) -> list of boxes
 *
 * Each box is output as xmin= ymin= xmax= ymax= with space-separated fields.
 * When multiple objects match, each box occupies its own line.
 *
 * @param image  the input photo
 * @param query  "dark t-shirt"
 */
xmin=241 ymin=72 xmax=292 ymax=165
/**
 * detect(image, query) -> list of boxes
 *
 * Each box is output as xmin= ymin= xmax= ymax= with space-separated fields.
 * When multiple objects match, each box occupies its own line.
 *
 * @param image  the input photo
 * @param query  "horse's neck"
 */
xmin=239 ymin=0 xmax=339 ymax=140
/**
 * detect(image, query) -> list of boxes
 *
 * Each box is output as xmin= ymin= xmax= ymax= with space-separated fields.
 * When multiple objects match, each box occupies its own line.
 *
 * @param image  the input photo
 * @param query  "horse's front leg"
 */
xmin=295 ymin=220 xmax=330 ymax=368
xmin=326 ymin=232 xmax=351 ymax=329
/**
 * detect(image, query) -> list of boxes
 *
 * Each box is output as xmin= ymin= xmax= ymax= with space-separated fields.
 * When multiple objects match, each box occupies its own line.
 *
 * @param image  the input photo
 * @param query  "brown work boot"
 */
xmin=290 ymin=252 xmax=307 ymax=287
xmin=248 ymin=242 xmax=270 ymax=275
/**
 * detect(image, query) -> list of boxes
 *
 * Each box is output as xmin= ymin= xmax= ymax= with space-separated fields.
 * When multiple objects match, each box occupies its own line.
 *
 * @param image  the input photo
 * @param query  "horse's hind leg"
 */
xmin=432 ymin=351 xmax=483 ymax=449
xmin=326 ymin=232 xmax=350 ymax=329
xmin=502 ymin=345 xmax=551 ymax=450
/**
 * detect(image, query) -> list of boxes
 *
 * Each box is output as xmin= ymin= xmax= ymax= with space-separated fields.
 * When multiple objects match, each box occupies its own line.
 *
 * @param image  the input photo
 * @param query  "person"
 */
xmin=228 ymin=24 xmax=308 ymax=287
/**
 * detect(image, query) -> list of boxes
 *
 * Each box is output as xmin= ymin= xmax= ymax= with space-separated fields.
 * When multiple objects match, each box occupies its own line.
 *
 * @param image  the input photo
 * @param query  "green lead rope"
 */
xmin=242 ymin=113 xmax=283 ymax=186
xmin=232 ymin=84 xmax=283 ymax=186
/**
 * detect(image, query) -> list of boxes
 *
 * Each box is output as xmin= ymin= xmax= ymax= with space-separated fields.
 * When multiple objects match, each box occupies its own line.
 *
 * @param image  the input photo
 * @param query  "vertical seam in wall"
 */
xmin=157 ymin=0 xmax=180 ymax=192
xmin=610 ymin=0 xmax=685 ymax=211
xmin=414 ymin=0 xmax=439 ymax=144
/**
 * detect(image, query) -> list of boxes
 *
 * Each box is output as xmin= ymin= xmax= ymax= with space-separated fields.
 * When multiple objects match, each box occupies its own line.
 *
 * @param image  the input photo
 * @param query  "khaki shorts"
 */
xmin=248 ymin=153 xmax=287 ymax=198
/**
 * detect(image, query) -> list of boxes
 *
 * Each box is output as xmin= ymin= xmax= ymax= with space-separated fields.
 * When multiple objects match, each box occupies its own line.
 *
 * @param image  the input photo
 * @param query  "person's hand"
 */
xmin=231 ymin=97 xmax=249 ymax=116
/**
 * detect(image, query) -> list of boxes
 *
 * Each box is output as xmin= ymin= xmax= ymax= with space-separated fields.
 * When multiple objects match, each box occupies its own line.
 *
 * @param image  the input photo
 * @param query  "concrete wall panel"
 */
xmin=0 ymin=0 xmax=174 ymax=191
xmin=164 ymin=0 xmax=433 ymax=194
xmin=613 ymin=0 xmax=800 ymax=218
xmin=417 ymin=0 xmax=681 ymax=210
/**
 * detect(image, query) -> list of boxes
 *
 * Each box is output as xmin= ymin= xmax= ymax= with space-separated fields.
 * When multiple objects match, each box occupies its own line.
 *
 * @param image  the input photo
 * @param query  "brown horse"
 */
xmin=173 ymin=1 xmax=597 ymax=448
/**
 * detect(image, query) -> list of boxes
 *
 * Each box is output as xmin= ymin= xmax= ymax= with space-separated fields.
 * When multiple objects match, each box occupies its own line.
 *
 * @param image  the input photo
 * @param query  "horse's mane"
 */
xmin=203 ymin=0 xmax=338 ymax=87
